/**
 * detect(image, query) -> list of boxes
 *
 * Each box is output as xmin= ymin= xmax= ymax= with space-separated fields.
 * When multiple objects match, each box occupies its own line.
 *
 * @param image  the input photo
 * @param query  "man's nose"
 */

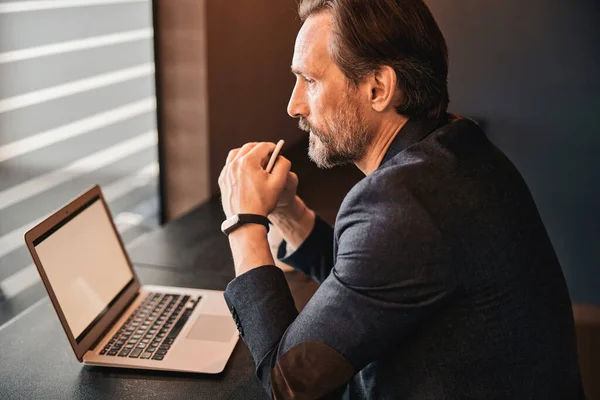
xmin=287 ymin=84 xmax=309 ymax=118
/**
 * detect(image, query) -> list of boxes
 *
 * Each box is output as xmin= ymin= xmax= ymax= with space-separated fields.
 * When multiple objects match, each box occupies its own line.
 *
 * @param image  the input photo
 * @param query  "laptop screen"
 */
xmin=33 ymin=196 xmax=134 ymax=342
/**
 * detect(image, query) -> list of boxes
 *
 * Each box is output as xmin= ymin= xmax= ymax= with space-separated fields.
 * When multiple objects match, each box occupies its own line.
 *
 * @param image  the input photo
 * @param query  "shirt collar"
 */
xmin=379 ymin=113 xmax=447 ymax=168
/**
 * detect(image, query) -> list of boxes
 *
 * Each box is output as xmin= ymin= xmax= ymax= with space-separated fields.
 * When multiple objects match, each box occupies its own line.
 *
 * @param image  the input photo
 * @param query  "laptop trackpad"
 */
xmin=186 ymin=315 xmax=237 ymax=343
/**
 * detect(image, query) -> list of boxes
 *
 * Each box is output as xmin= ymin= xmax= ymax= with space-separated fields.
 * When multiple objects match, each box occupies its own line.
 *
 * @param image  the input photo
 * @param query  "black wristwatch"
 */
xmin=221 ymin=214 xmax=270 ymax=236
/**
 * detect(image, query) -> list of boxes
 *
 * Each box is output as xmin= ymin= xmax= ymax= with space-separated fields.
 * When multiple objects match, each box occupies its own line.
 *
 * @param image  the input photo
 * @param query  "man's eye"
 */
xmin=305 ymin=78 xmax=316 ymax=85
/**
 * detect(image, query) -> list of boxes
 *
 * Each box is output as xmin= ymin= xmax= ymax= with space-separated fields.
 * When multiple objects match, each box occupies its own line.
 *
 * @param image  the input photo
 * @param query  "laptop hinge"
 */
xmin=88 ymin=291 xmax=140 ymax=351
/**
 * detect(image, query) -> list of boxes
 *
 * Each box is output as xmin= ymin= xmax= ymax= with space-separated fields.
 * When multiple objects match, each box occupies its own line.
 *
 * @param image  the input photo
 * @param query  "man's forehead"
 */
xmin=292 ymin=12 xmax=333 ymax=76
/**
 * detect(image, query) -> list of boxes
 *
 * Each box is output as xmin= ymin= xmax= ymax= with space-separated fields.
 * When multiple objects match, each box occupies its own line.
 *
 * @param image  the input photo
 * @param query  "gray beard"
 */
xmin=302 ymin=115 xmax=371 ymax=169
xmin=308 ymin=132 xmax=353 ymax=169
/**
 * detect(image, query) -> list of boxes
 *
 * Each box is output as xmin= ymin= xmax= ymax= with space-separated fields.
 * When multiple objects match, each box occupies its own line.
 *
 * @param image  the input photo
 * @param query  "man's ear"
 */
xmin=368 ymin=66 xmax=398 ymax=113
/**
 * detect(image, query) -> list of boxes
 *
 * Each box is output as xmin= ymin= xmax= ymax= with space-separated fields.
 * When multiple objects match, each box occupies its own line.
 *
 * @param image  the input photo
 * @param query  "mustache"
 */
xmin=299 ymin=117 xmax=331 ymax=145
xmin=298 ymin=117 xmax=311 ymax=133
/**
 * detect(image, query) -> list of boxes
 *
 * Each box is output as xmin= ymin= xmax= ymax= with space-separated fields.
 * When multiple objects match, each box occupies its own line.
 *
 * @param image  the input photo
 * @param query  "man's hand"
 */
xmin=270 ymin=171 xmax=299 ymax=218
xmin=267 ymin=170 xmax=316 ymax=252
xmin=219 ymin=142 xmax=292 ymax=219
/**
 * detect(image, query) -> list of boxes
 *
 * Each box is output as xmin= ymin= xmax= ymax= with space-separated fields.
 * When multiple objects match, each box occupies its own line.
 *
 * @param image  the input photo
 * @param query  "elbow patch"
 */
xmin=270 ymin=341 xmax=355 ymax=399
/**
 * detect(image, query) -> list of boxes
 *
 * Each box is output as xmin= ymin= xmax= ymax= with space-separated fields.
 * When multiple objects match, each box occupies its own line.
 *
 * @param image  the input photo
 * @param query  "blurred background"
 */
xmin=0 ymin=0 xmax=598 ymax=396
xmin=0 ymin=0 xmax=159 ymax=322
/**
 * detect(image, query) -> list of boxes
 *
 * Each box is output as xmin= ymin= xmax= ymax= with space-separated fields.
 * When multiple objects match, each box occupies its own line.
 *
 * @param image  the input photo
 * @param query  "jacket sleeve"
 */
xmin=276 ymin=215 xmax=335 ymax=283
xmin=224 ymin=178 xmax=457 ymax=399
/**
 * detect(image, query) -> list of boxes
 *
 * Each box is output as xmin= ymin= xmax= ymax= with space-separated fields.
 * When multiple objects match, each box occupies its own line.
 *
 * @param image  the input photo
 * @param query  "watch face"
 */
xmin=221 ymin=214 xmax=240 ymax=233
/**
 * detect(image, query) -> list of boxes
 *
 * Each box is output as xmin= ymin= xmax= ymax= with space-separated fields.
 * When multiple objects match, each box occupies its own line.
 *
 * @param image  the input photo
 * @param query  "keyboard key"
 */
xmin=129 ymin=348 xmax=143 ymax=358
xmin=156 ymin=349 xmax=168 ymax=356
xmin=108 ymin=350 xmax=119 ymax=356
xmin=118 ymin=348 xmax=131 ymax=357
xmin=152 ymin=354 xmax=164 ymax=361
xmin=166 ymin=308 xmax=193 ymax=340
xmin=140 ymin=352 xmax=153 ymax=359
xmin=100 ymin=349 xmax=107 ymax=355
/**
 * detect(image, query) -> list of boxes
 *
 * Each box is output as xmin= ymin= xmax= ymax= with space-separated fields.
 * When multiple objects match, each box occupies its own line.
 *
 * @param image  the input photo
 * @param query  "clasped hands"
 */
xmin=218 ymin=142 xmax=298 ymax=220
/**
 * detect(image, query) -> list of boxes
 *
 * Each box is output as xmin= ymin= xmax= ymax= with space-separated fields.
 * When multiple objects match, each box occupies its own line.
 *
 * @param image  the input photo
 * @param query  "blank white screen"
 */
xmin=35 ymin=199 xmax=133 ymax=339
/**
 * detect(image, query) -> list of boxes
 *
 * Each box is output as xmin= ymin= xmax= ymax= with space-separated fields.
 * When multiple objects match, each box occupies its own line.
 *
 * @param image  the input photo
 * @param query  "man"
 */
xmin=218 ymin=0 xmax=583 ymax=398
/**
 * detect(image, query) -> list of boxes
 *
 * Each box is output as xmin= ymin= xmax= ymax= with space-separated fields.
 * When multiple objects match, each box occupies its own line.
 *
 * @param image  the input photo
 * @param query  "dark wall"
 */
xmin=206 ymin=0 xmax=304 ymax=194
xmin=426 ymin=1 xmax=600 ymax=304
xmin=155 ymin=0 xmax=303 ymax=220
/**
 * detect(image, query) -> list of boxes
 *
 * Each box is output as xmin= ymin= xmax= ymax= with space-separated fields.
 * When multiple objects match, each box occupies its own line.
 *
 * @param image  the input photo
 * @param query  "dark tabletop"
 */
xmin=127 ymin=199 xmax=231 ymax=274
xmin=0 ymin=199 xmax=317 ymax=400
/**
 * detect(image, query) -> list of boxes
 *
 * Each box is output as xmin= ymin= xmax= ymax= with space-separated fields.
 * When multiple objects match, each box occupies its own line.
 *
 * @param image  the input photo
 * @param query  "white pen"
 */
xmin=265 ymin=139 xmax=285 ymax=173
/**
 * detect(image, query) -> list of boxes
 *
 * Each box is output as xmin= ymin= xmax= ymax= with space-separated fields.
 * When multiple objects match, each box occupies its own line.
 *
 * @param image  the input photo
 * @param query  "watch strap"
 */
xmin=222 ymin=214 xmax=270 ymax=236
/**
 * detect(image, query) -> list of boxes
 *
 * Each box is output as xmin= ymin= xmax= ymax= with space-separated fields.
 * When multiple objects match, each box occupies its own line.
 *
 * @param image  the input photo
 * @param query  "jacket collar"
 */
xmin=379 ymin=113 xmax=448 ymax=167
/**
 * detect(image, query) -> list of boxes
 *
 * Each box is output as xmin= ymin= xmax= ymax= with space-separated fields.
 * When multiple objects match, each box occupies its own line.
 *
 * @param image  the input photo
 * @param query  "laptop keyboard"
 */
xmin=100 ymin=292 xmax=199 ymax=361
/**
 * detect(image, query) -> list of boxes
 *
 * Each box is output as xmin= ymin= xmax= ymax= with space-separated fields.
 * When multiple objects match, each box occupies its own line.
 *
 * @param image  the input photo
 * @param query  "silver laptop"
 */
xmin=24 ymin=185 xmax=239 ymax=374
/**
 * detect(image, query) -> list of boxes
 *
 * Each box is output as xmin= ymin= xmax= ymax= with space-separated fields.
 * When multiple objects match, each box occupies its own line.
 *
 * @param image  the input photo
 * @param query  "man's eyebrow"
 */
xmin=291 ymin=66 xmax=304 ymax=76
xmin=292 ymin=67 xmax=319 ymax=79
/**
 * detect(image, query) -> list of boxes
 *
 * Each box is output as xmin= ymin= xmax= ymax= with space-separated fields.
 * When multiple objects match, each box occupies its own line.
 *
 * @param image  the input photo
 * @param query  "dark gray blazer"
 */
xmin=224 ymin=115 xmax=583 ymax=399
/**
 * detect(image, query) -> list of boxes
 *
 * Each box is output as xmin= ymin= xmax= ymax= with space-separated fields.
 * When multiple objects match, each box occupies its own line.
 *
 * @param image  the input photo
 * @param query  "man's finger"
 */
xmin=226 ymin=148 xmax=241 ymax=165
xmin=246 ymin=142 xmax=278 ymax=166
xmin=233 ymin=142 xmax=259 ymax=161
xmin=270 ymin=156 xmax=292 ymax=188
xmin=287 ymin=171 xmax=299 ymax=188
